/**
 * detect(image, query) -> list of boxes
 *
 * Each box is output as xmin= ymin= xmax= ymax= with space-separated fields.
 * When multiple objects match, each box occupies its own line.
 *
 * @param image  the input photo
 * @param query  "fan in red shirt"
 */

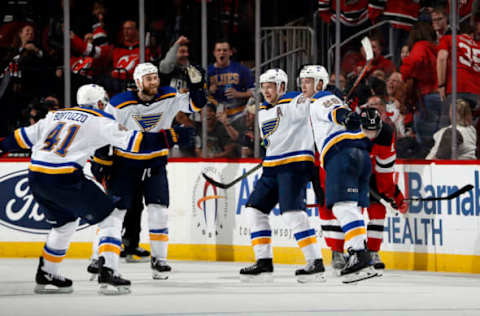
xmin=355 ymin=38 xmax=396 ymax=78
xmin=437 ymin=25 xmax=480 ymax=111
xmin=112 ymin=20 xmax=152 ymax=80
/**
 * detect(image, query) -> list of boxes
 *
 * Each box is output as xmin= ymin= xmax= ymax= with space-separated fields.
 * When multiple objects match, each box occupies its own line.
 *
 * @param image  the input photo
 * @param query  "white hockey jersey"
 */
xmin=107 ymin=86 xmax=200 ymax=164
xmin=259 ymin=91 xmax=315 ymax=175
xmin=309 ymin=91 xmax=369 ymax=167
xmin=12 ymin=107 xmax=144 ymax=174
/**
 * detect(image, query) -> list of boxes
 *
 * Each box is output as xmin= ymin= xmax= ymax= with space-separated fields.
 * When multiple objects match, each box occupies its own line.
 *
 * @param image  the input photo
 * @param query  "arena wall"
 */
xmin=1 ymin=158 xmax=479 ymax=273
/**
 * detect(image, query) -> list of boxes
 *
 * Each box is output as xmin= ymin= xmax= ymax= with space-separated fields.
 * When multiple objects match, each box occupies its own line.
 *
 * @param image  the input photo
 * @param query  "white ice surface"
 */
xmin=1 ymin=259 xmax=480 ymax=316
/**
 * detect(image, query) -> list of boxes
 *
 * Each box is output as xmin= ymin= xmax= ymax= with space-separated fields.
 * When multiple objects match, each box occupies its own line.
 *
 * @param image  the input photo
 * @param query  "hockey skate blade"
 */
xmin=342 ymin=266 xmax=379 ymax=284
xmin=34 ymin=284 xmax=73 ymax=294
xmin=296 ymin=272 xmax=326 ymax=284
xmin=89 ymin=273 xmax=98 ymax=281
xmin=152 ymin=271 xmax=169 ymax=280
xmin=240 ymin=273 xmax=273 ymax=283
xmin=98 ymin=283 xmax=131 ymax=295
xmin=125 ymin=255 xmax=150 ymax=263
xmin=374 ymin=268 xmax=384 ymax=277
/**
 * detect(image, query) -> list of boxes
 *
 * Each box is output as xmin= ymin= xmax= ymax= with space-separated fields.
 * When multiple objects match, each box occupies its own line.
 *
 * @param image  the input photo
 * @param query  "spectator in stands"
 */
xmin=386 ymin=72 xmax=408 ymax=137
xmin=426 ymin=99 xmax=477 ymax=160
xmin=355 ymin=37 xmax=396 ymax=79
xmin=159 ymin=35 xmax=191 ymax=93
xmin=330 ymin=72 xmax=346 ymax=93
xmin=437 ymin=20 xmax=480 ymax=127
xmin=369 ymin=0 xmax=421 ymax=68
xmin=207 ymin=39 xmax=254 ymax=122
xmin=400 ymin=21 xmax=442 ymax=156
xmin=110 ymin=20 xmax=151 ymax=91
xmin=431 ymin=6 xmax=450 ymax=43
xmin=400 ymin=45 xmax=409 ymax=63
xmin=195 ymin=103 xmax=237 ymax=158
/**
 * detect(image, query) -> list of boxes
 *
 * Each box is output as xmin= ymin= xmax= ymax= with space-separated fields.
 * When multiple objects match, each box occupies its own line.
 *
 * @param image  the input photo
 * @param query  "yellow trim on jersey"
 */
xmin=69 ymin=107 xmax=107 ymax=117
xmin=320 ymin=132 xmax=367 ymax=166
xmin=331 ymin=106 xmax=348 ymax=124
xmin=92 ymin=156 xmax=113 ymax=166
xmin=262 ymin=155 xmax=314 ymax=167
xmin=14 ymin=129 xmax=29 ymax=149
xmin=277 ymin=98 xmax=293 ymax=104
xmin=157 ymin=92 xmax=176 ymax=100
xmin=29 ymin=165 xmax=78 ymax=174
xmin=190 ymin=98 xmax=201 ymax=112
xmin=116 ymin=100 xmax=138 ymax=109
xmin=114 ymin=149 xmax=169 ymax=160
xmin=345 ymin=227 xmax=367 ymax=241
xmin=170 ymin=129 xmax=178 ymax=143
xmin=132 ymin=132 xmax=144 ymax=153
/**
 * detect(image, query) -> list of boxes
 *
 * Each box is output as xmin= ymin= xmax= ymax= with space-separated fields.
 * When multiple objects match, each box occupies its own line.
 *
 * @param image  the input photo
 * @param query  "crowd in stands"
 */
xmin=1 ymin=0 xmax=479 ymax=160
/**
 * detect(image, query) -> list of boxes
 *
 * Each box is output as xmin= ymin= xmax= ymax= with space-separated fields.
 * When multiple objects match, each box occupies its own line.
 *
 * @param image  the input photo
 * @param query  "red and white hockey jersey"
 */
xmin=369 ymin=0 xmax=420 ymax=30
xmin=318 ymin=0 xmax=369 ymax=26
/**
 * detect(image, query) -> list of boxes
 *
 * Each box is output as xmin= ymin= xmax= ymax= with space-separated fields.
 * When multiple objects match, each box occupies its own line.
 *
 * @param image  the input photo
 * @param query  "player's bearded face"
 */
xmin=261 ymin=82 xmax=278 ymax=104
xmin=301 ymin=78 xmax=315 ymax=98
xmin=142 ymin=73 xmax=159 ymax=96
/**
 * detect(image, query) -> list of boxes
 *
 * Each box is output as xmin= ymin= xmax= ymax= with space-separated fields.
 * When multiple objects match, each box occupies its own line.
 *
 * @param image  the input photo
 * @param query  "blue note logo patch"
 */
xmin=133 ymin=113 xmax=162 ymax=131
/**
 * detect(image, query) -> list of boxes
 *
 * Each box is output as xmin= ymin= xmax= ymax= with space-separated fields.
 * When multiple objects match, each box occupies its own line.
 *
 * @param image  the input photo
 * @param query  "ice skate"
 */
xmin=122 ymin=247 xmax=150 ymax=263
xmin=97 ymin=257 xmax=131 ymax=295
xmin=370 ymin=251 xmax=385 ymax=276
xmin=87 ymin=258 xmax=99 ymax=281
xmin=34 ymin=257 xmax=73 ymax=294
xmin=239 ymin=258 xmax=274 ymax=283
xmin=331 ymin=251 xmax=346 ymax=276
xmin=151 ymin=257 xmax=171 ymax=280
xmin=295 ymin=259 xmax=326 ymax=283
xmin=341 ymin=248 xmax=378 ymax=284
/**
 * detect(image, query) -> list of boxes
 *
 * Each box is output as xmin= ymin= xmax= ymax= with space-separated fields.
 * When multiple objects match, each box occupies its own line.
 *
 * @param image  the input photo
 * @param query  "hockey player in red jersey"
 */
xmin=361 ymin=107 xmax=408 ymax=272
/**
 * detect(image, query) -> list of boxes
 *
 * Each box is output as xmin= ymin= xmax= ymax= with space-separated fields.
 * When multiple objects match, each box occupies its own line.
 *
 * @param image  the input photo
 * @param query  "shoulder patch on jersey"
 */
xmin=110 ymin=91 xmax=138 ymax=109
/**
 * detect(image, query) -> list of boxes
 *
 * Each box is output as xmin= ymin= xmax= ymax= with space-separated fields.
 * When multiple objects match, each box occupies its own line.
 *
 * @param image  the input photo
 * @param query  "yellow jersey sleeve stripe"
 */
xmin=158 ymin=92 xmax=176 ymax=100
xmin=29 ymin=165 xmax=78 ymax=174
xmin=114 ymin=149 xmax=169 ymax=160
xmin=132 ymin=132 xmax=144 ymax=153
xmin=262 ymin=155 xmax=314 ymax=167
xmin=92 ymin=156 xmax=113 ymax=166
xmin=190 ymin=99 xmax=201 ymax=112
xmin=320 ymin=132 xmax=366 ymax=166
xmin=14 ymin=129 xmax=29 ymax=149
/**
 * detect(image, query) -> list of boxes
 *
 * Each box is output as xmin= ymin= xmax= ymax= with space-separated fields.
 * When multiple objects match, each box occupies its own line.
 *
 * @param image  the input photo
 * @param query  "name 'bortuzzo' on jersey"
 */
xmin=258 ymin=91 xmax=315 ymax=175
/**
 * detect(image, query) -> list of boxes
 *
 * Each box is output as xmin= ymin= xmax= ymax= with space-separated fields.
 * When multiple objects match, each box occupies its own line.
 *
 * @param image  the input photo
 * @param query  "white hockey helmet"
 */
xmin=76 ymin=84 xmax=109 ymax=110
xmin=133 ymin=62 xmax=158 ymax=91
xmin=298 ymin=65 xmax=329 ymax=91
xmin=259 ymin=68 xmax=288 ymax=97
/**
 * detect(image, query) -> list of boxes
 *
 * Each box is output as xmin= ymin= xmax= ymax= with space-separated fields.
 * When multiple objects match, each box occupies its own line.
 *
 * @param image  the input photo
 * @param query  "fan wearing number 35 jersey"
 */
xmin=0 ymin=84 xmax=190 ymax=295
xmin=437 ymin=28 xmax=480 ymax=121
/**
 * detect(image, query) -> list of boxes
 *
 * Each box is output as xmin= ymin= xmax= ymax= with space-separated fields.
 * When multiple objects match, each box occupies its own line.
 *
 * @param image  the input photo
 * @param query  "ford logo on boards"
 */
xmin=0 ymin=169 xmax=89 ymax=234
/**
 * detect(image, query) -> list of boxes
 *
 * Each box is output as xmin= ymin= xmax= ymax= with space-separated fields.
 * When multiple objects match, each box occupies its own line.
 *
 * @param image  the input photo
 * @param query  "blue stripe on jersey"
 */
xmin=126 ymin=131 xmax=137 ymax=152
xmin=99 ymin=237 xmax=122 ymax=246
xmin=44 ymin=245 xmax=67 ymax=256
xmin=251 ymin=230 xmax=272 ymax=239
xmin=150 ymin=228 xmax=169 ymax=234
xmin=294 ymin=229 xmax=316 ymax=241
xmin=342 ymin=220 xmax=365 ymax=232
xmin=30 ymin=159 xmax=82 ymax=169
xmin=311 ymin=90 xmax=332 ymax=101
xmin=264 ymin=150 xmax=314 ymax=161
xmin=20 ymin=128 xmax=33 ymax=147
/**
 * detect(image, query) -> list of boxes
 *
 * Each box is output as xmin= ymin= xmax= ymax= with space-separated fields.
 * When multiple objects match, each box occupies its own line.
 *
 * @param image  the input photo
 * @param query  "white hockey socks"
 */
xmin=148 ymin=204 xmax=169 ymax=261
xmin=282 ymin=211 xmax=322 ymax=262
xmin=97 ymin=208 xmax=125 ymax=273
xmin=42 ymin=219 xmax=79 ymax=275
xmin=332 ymin=201 xmax=367 ymax=250
xmin=245 ymin=207 xmax=273 ymax=260
xmin=90 ymin=228 xmax=100 ymax=260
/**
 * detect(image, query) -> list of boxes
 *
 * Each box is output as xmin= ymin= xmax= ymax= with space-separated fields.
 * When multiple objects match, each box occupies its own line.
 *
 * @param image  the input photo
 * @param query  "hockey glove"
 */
xmin=174 ymin=126 xmax=196 ymax=148
xmin=90 ymin=159 xmax=112 ymax=188
xmin=391 ymin=187 xmax=408 ymax=214
xmin=187 ymin=65 xmax=203 ymax=84
xmin=343 ymin=111 xmax=361 ymax=130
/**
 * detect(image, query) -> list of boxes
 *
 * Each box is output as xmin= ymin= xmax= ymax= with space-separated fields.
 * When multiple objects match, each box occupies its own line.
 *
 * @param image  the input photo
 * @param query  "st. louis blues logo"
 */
xmin=133 ymin=113 xmax=162 ymax=131
xmin=261 ymin=117 xmax=280 ymax=147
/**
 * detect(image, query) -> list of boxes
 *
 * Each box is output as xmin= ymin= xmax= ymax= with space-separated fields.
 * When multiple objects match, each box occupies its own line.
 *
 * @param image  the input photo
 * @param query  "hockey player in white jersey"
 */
xmin=89 ymin=62 xmax=206 ymax=280
xmin=309 ymin=84 xmax=378 ymax=283
xmin=239 ymin=68 xmax=325 ymax=283
xmin=0 ymin=84 xmax=192 ymax=295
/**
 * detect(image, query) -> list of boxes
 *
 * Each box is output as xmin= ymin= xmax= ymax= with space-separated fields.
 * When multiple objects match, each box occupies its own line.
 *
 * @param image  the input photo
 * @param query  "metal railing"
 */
xmin=260 ymin=26 xmax=316 ymax=90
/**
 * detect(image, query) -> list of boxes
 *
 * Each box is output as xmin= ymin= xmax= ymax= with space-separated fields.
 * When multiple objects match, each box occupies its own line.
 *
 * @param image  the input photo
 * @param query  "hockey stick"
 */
xmin=404 ymin=184 xmax=473 ymax=202
xmin=345 ymin=37 xmax=374 ymax=100
xmin=202 ymin=163 xmax=262 ymax=189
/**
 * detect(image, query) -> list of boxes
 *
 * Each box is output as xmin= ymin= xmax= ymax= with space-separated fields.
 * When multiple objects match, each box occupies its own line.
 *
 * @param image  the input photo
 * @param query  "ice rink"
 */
xmin=1 ymin=258 xmax=480 ymax=316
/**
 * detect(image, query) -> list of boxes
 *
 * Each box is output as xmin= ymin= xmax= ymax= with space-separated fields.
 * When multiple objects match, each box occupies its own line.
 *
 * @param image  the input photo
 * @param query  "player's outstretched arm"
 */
xmin=186 ymin=64 xmax=207 ymax=109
